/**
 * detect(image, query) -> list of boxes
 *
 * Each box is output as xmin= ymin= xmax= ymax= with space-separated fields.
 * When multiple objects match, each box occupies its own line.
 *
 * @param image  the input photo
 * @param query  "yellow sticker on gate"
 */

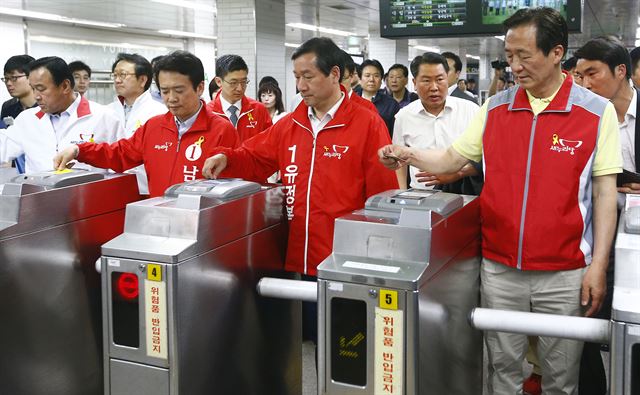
xmin=379 ymin=289 xmax=398 ymax=310
xmin=147 ymin=264 xmax=162 ymax=281
xmin=53 ymin=169 xmax=72 ymax=174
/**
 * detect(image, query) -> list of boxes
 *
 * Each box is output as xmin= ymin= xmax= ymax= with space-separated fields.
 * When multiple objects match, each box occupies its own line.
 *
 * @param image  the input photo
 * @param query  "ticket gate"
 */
xmin=607 ymin=202 xmax=640 ymax=394
xmin=471 ymin=198 xmax=640 ymax=394
xmin=101 ymin=179 xmax=300 ymax=395
xmin=316 ymin=189 xmax=482 ymax=395
xmin=0 ymin=170 xmax=140 ymax=395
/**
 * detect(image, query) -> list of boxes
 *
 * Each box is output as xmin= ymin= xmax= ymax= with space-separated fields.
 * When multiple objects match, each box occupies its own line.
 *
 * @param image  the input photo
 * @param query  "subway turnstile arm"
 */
xmin=469 ymin=308 xmax=611 ymax=344
xmin=257 ymin=277 xmax=318 ymax=302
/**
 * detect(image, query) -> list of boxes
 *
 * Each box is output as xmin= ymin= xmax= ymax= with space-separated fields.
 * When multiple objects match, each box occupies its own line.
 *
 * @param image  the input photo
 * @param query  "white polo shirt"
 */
xmin=618 ymin=86 xmax=637 ymax=207
xmin=392 ymin=95 xmax=479 ymax=189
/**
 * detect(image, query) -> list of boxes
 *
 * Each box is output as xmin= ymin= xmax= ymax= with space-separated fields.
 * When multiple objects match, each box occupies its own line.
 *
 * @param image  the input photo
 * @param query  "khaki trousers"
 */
xmin=481 ymin=258 xmax=586 ymax=395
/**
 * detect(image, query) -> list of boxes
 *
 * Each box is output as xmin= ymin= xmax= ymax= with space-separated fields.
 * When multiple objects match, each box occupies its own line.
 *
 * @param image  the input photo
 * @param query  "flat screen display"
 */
xmin=380 ymin=0 xmax=582 ymax=38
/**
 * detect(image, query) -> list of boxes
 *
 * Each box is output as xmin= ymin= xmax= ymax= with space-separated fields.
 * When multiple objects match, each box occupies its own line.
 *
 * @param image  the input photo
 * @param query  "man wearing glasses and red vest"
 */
xmin=207 ymin=54 xmax=272 ymax=142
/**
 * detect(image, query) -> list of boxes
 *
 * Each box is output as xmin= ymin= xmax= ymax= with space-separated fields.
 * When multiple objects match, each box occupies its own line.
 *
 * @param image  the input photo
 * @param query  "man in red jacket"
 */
xmin=206 ymin=54 xmax=272 ymax=142
xmin=202 ymin=37 xmax=399 ymax=343
xmin=53 ymin=51 xmax=238 ymax=197
xmin=203 ymin=37 xmax=398 ymax=275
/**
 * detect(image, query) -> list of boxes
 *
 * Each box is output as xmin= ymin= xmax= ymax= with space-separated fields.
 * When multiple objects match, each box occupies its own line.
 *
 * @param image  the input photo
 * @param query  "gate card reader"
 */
xmin=164 ymin=178 xmax=261 ymax=199
xmin=365 ymin=189 xmax=463 ymax=215
xmin=11 ymin=169 xmax=104 ymax=189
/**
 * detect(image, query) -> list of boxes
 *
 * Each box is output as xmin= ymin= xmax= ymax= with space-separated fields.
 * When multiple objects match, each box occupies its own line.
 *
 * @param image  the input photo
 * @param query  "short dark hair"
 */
xmin=4 ymin=55 xmax=35 ymax=74
xmin=216 ymin=54 xmax=248 ymax=79
xmin=467 ymin=78 xmax=476 ymax=84
xmin=153 ymin=50 xmax=204 ymax=90
xmin=388 ymin=64 xmax=409 ymax=78
xmin=409 ymin=52 xmax=449 ymax=78
xmin=257 ymin=82 xmax=285 ymax=114
xmin=151 ymin=55 xmax=164 ymax=65
xmin=341 ymin=50 xmax=356 ymax=77
xmin=503 ymin=7 xmax=568 ymax=57
xmin=562 ymin=56 xmax=577 ymax=71
xmin=259 ymin=76 xmax=279 ymax=88
xmin=630 ymin=47 xmax=640 ymax=75
xmin=26 ymin=56 xmax=74 ymax=88
xmin=68 ymin=60 xmax=91 ymax=77
xmin=208 ymin=79 xmax=220 ymax=100
xmin=574 ymin=37 xmax=632 ymax=80
xmin=359 ymin=59 xmax=384 ymax=79
xmin=441 ymin=52 xmax=462 ymax=73
xmin=112 ymin=53 xmax=153 ymax=90
xmin=291 ymin=37 xmax=344 ymax=78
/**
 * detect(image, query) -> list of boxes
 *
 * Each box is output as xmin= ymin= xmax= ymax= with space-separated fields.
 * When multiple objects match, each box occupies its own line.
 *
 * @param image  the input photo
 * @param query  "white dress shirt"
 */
xmin=392 ymin=95 xmax=479 ymax=189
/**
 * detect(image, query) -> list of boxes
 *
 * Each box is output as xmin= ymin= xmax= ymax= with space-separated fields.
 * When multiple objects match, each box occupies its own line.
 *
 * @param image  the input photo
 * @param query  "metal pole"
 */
xmin=257 ymin=277 xmax=318 ymax=302
xmin=469 ymin=308 xmax=611 ymax=344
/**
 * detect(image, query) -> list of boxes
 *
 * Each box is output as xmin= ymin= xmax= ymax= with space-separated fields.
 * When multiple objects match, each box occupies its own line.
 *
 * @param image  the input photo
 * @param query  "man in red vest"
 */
xmin=379 ymin=8 xmax=621 ymax=394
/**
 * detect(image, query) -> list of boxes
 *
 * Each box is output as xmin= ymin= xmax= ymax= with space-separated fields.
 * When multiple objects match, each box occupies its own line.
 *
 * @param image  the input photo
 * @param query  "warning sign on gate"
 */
xmin=374 ymin=307 xmax=403 ymax=395
xmin=145 ymin=279 xmax=168 ymax=360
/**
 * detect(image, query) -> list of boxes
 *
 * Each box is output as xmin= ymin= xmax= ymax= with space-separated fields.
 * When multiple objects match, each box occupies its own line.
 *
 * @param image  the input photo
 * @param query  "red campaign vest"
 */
xmin=480 ymin=73 xmax=609 ymax=271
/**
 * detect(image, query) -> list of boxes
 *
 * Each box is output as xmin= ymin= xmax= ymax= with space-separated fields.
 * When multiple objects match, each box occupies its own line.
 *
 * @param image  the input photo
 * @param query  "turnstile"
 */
xmin=317 ymin=189 xmax=482 ymax=395
xmin=610 ymin=202 xmax=640 ymax=394
xmin=101 ymin=179 xmax=300 ymax=395
xmin=0 ymin=170 xmax=140 ymax=395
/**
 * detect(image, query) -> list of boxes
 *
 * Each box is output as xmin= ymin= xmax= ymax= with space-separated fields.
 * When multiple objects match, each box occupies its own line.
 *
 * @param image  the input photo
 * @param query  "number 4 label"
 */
xmin=147 ymin=264 xmax=162 ymax=282
xmin=379 ymin=289 xmax=398 ymax=310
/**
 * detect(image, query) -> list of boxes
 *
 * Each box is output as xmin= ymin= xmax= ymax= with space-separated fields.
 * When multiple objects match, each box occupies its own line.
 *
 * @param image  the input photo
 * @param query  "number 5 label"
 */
xmin=379 ymin=289 xmax=398 ymax=310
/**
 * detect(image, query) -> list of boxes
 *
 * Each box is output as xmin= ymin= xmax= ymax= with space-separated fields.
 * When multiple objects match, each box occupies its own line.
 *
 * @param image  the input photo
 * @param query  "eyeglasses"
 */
xmin=222 ymin=78 xmax=250 ymax=88
xmin=110 ymin=72 xmax=136 ymax=81
xmin=1 ymin=74 xmax=26 ymax=83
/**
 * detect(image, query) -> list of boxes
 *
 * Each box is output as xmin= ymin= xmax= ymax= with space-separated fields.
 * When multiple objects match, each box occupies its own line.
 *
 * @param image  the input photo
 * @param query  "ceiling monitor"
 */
xmin=380 ymin=0 xmax=583 ymax=39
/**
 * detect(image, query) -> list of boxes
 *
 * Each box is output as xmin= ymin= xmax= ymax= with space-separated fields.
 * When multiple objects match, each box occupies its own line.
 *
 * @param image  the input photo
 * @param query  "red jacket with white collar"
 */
xmin=212 ymin=93 xmax=399 ymax=275
xmin=77 ymin=104 xmax=239 ymax=197
xmin=206 ymin=92 xmax=273 ymax=142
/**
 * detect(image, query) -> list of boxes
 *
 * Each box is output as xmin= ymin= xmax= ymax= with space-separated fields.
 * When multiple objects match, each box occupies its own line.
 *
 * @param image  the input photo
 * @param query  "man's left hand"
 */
xmin=414 ymin=171 xmax=464 ymax=186
xmin=618 ymin=182 xmax=640 ymax=194
xmin=581 ymin=264 xmax=607 ymax=317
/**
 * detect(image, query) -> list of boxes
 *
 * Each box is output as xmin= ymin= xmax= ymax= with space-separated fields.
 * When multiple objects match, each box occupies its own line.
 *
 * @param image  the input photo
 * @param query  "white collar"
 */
xmin=53 ymin=93 xmax=80 ymax=117
xmin=220 ymin=95 xmax=241 ymax=114
xmin=308 ymin=92 xmax=345 ymax=121
xmin=625 ymin=83 xmax=637 ymax=120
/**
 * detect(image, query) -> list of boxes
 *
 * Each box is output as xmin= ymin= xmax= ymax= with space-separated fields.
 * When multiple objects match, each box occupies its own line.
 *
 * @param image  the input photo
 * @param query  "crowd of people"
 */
xmin=1 ymin=5 xmax=639 ymax=395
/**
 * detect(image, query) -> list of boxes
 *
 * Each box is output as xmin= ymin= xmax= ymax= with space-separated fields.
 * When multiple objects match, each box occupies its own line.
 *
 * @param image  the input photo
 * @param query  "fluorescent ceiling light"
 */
xmin=284 ymin=42 xmax=300 ymax=48
xmin=466 ymin=54 xmax=480 ymax=60
xmin=150 ymin=0 xmax=216 ymax=13
xmin=30 ymin=35 xmax=170 ymax=51
xmin=494 ymin=35 xmax=505 ymax=41
xmin=413 ymin=45 xmax=440 ymax=53
xmin=286 ymin=22 xmax=352 ymax=37
xmin=0 ymin=6 xmax=124 ymax=28
xmin=158 ymin=29 xmax=216 ymax=40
